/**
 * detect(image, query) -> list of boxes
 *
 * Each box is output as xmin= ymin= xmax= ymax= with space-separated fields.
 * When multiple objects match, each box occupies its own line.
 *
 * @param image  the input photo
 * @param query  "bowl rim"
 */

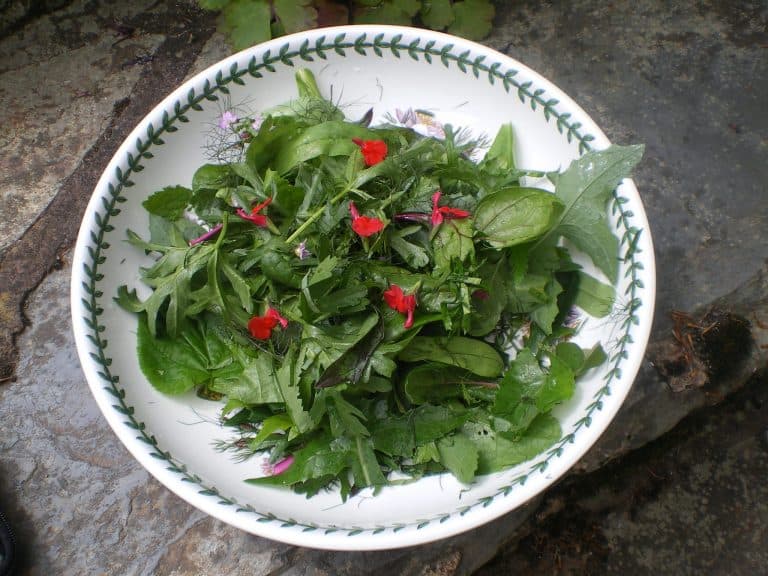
xmin=70 ymin=24 xmax=656 ymax=550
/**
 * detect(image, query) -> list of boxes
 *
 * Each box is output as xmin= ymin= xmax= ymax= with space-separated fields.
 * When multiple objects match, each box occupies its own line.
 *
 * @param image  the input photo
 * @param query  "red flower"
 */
xmin=248 ymin=306 xmax=288 ymax=340
xmin=352 ymin=137 xmax=388 ymax=166
xmin=349 ymin=201 xmax=385 ymax=237
xmin=236 ymin=197 xmax=272 ymax=227
xmin=383 ymin=284 xmax=417 ymax=329
xmin=431 ymin=190 xmax=471 ymax=227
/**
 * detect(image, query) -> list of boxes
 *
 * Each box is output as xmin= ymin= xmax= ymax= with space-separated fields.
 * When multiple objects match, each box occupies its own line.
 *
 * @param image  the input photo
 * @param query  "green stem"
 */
xmin=214 ymin=212 xmax=229 ymax=250
xmin=285 ymin=186 xmax=351 ymax=244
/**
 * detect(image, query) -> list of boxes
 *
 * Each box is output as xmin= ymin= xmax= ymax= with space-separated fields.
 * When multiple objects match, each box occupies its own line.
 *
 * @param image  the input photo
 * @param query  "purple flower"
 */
xmin=251 ymin=114 xmax=263 ymax=132
xmin=294 ymin=241 xmax=310 ymax=260
xmin=218 ymin=110 xmax=238 ymax=130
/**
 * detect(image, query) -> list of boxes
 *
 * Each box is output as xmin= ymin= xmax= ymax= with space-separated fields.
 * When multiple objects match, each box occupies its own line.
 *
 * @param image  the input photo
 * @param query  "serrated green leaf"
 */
xmin=142 ymin=186 xmax=192 ymax=219
xmin=276 ymin=346 xmax=313 ymax=433
xmin=546 ymin=145 xmax=644 ymax=282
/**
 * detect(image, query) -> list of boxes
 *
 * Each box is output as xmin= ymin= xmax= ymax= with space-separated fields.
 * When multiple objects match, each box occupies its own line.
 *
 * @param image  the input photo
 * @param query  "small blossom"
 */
xmin=394 ymin=108 xmax=445 ymax=139
xmin=352 ymin=137 xmax=388 ymax=166
xmin=248 ymin=306 xmax=288 ymax=340
xmin=383 ymin=284 xmax=417 ymax=329
xmin=262 ymin=454 xmax=294 ymax=476
xmin=251 ymin=114 xmax=263 ymax=132
xmin=218 ymin=110 xmax=238 ymax=130
xmin=294 ymin=241 xmax=310 ymax=260
xmin=349 ymin=201 xmax=385 ymax=237
xmin=431 ymin=190 xmax=471 ymax=227
xmin=236 ymin=197 xmax=272 ymax=227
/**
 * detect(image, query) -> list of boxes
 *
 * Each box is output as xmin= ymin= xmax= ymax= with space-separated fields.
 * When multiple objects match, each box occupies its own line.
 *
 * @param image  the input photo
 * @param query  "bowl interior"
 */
xmin=72 ymin=25 xmax=654 ymax=550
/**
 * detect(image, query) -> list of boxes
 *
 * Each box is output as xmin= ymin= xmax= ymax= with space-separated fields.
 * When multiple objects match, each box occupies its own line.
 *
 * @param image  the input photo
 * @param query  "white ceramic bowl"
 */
xmin=71 ymin=25 xmax=655 ymax=550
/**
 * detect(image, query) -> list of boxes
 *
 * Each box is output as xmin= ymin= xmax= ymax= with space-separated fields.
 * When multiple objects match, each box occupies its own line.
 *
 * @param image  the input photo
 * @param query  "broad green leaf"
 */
xmin=192 ymin=163 xmax=232 ymax=192
xmin=474 ymin=187 xmax=563 ymax=248
xmin=142 ymin=186 xmax=191 ymax=219
xmin=137 ymin=316 xmax=209 ymax=395
xmin=465 ymin=413 xmax=561 ymax=474
xmin=412 ymin=404 xmax=470 ymax=445
xmin=399 ymin=336 xmax=504 ymax=378
xmin=221 ymin=0 xmax=272 ymax=50
xmin=352 ymin=0 xmax=421 ymax=25
xmin=273 ymin=0 xmax=317 ymax=33
xmin=555 ymin=342 xmax=607 ymax=378
xmin=536 ymin=355 xmax=575 ymax=412
xmin=493 ymin=348 xmax=574 ymax=417
xmin=403 ymin=364 xmax=466 ymax=404
xmin=432 ymin=217 xmax=474 ymax=271
xmin=272 ymin=120 xmax=380 ymax=174
xmin=437 ymin=434 xmax=478 ymax=483
xmin=573 ymin=271 xmax=615 ymax=317
xmin=371 ymin=415 xmax=415 ymax=458
xmin=480 ymin=123 xmax=516 ymax=174
xmin=554 ymin=342 xmax=585 ymax=374
xmin=469 ymin=260 xmax=507 ymax=336
xmin=447 ymin=0 xmax=495 ymax=40
xmin=420 ymin=0 xmax=455 ymax=30
xmin=493 ymin=348 xmax=545 ymax=415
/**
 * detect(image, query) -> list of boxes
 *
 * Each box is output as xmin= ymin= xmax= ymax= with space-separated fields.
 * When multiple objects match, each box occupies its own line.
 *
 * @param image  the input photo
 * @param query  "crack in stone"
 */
xmin=0 ymin=5 xmax=217 ymax=383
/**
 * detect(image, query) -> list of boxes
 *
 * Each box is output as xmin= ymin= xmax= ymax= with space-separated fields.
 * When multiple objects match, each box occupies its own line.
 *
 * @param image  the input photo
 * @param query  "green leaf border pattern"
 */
xmin=80 ymin=32 xmax=645 ymax=536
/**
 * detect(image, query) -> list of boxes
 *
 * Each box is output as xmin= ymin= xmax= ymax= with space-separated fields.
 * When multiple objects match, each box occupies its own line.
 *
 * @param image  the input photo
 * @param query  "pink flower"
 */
xmin=218 ymin=110 xmax=238 ymax=130
xmin=262 ymin=455 xmax=294 ymax=476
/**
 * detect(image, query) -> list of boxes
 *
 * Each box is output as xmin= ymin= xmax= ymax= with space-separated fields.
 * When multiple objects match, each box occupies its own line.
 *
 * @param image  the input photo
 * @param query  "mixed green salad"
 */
xmin=118 ymin=69 xmax=643 ymax=499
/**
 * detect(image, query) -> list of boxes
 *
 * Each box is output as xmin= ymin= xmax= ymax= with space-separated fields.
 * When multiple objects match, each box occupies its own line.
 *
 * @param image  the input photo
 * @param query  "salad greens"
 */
xmin=118 ymin=68 xmax=643 ymax=499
